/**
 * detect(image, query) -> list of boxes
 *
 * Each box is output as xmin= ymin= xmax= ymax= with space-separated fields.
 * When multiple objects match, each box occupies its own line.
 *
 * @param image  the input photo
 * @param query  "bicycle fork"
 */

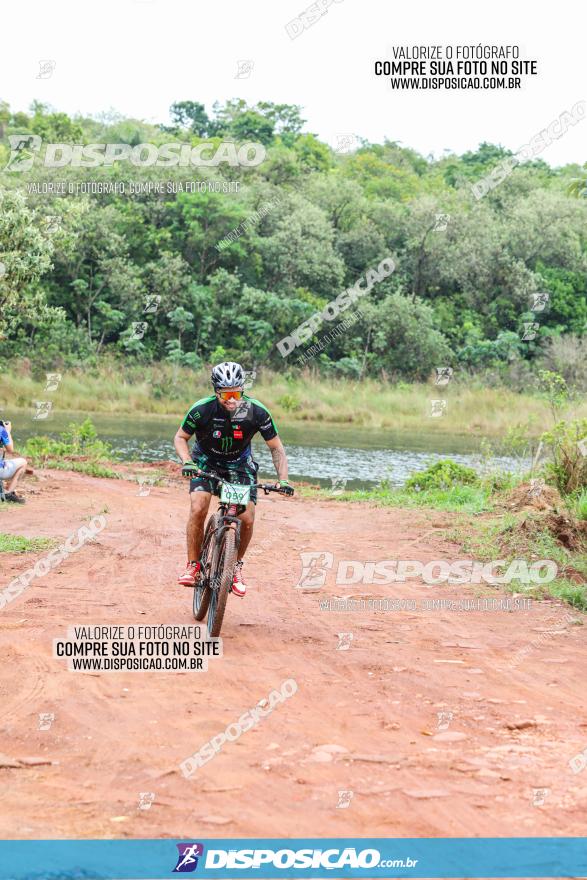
xmin=215 ymin=506 xmax=242 ymax=547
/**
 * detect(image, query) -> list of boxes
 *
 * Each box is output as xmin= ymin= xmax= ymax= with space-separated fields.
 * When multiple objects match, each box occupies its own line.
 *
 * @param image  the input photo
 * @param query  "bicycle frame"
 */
xmin=198 ymin=472 xmax=250 ymax=591
xmin=187 ymin=464 xmax=294 ymax=632
xmin=209 ymin=504 xmax=243 ymax=563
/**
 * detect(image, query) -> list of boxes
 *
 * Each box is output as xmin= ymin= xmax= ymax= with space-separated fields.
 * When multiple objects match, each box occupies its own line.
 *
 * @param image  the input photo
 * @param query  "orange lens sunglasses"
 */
xmin=217 ymin=390 xmax=243 ymax=400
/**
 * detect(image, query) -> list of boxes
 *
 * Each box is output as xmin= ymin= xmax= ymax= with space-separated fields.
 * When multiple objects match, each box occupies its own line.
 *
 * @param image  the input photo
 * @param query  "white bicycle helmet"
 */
xmin=211 ymin=361 xmax=245 ymax=388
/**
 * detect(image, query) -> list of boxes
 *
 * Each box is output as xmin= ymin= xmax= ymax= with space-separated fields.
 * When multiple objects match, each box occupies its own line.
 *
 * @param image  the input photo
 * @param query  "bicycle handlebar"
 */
xmin=181 ymin=464 xmax=294 ymax=496
xmin=255 ymin=482 xmax=294 ymax=496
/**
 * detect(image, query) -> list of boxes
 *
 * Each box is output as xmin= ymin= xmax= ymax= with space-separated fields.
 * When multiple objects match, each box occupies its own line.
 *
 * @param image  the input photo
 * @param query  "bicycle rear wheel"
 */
xmin=206 ymin=526 xmax=237 ymax=637
xmin=193 ymin=516 xmax=216 ymax=621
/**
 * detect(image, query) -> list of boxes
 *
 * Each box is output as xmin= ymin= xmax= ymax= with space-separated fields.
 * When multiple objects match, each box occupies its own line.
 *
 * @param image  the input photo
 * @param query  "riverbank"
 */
xmin=4 ymin=363 xmax=587 ymax=437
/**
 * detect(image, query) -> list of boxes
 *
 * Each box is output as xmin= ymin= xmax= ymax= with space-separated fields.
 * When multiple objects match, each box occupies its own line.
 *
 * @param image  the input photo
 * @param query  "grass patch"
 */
xmin=570 ymin=489 xmax=587 ymax=521
xmin=453 ymin=511 xmax=587 ymax=610
xmin=0 ymin=533 xmax=55 ymax=553
xmin=23 ymin=418 xmax=120 ymax=479
xmin=300 ymin=459 xmax=515 ymax=513
xmin=300 ymin=482 xmax=494 ymax=513
xmin=40 ymin=460 xmax=120 ymax=479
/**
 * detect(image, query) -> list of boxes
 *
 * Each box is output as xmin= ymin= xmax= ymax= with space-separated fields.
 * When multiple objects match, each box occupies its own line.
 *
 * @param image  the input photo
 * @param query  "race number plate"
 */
xmin=220 ymin=482 xmax=251 ymax=505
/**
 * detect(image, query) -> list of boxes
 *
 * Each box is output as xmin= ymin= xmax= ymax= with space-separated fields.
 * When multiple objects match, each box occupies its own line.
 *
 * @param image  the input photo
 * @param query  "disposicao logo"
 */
xmin=173 ymin=842 xmax=205 ymax=872
xmin=4 ymin=135 xmax=266 ymax=171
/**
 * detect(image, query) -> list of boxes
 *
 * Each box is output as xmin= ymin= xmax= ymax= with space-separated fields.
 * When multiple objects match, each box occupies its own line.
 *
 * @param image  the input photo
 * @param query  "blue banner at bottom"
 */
xmin=0 ymin=838 xmax=586 ymax=879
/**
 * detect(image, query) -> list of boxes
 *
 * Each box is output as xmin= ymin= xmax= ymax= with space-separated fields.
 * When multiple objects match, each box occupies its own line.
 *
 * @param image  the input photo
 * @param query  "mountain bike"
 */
xmin=184 ymin=467 xmax=294 ymax=636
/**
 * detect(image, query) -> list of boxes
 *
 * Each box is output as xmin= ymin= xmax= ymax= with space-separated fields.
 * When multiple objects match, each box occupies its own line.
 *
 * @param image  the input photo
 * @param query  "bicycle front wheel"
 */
xmin=193 ymin=516 xmax=216 ymax=621
xmin=206 ymin=526 xmax=237 ymax=637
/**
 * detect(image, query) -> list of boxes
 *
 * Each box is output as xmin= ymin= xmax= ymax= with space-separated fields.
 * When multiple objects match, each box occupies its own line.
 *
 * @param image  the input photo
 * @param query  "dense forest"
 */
xmin=0 ymin=98 xmax=586 ymax=388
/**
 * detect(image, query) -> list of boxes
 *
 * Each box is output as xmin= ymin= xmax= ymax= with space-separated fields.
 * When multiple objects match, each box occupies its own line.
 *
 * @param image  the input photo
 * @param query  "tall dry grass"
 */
xmin=3 ymin=362 xmax=586 ymax=436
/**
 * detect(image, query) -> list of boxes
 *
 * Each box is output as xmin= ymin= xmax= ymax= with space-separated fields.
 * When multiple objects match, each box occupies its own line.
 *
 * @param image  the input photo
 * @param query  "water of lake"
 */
xmin=11 ymin=410 xmax=528 ymax=489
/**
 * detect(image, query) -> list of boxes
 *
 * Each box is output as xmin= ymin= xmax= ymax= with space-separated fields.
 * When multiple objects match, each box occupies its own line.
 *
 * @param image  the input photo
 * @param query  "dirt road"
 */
xmin=0 ymin=468 xmax=586 ymax=839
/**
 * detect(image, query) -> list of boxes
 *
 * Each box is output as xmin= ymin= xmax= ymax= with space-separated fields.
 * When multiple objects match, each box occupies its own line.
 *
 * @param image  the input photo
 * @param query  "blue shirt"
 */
xmin=0 ymin=426 xmax=9 ymax=469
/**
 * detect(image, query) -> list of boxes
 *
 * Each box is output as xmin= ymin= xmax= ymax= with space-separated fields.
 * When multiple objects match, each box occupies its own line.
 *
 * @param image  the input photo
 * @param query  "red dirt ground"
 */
xmin=0 ymin=469 xmax=586 ymax=840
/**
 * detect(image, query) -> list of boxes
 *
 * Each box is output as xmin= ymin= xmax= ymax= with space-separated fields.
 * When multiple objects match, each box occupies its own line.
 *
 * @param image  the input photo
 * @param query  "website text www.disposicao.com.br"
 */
xmin=202 ymin=847 xmax=417 ymax=870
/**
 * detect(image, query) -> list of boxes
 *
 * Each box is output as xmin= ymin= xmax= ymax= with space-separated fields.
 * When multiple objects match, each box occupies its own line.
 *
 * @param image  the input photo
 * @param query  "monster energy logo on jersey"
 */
xmin=220 ymin=437 xmax=233 ymax=452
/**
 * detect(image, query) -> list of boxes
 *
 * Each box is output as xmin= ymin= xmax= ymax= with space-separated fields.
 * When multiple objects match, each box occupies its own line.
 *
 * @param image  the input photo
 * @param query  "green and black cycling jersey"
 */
xmin=180 ymin=395 xmax=278 ymax=463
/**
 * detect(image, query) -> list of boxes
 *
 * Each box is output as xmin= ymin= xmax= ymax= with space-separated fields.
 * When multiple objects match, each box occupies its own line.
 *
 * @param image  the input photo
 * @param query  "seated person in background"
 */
xmin=0 ymin=420 xmax=27 ymax=504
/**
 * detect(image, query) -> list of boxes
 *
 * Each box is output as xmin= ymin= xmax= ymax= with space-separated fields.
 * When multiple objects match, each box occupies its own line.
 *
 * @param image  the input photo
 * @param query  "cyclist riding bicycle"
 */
xmin=174 ymin=361 xmax=291 ymax=596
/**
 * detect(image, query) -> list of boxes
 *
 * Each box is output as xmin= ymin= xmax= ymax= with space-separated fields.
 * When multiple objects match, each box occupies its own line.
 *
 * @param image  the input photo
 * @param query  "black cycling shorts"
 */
xmin=189 ymin=452 xmax=260 ymax=504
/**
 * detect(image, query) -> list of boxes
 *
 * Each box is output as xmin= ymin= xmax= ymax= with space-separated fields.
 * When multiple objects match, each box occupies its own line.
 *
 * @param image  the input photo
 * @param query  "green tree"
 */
xmin=294 ymin=134 xmax=332 ymax=172
xmin=229 ymin=110 xmax=275 ymax=145
xmin=169 ymin=191 xmax=249 ymax=281
xmin=255 ymin=195 xmax=345 ymax=295
xmin=166 ymin=306 xmax=195 ymax=364
xmin=169 ymin=101 xmax=212 ymax=136
xmin=362 ymin=292 xmax=452 ymax=379
xmin=48 ymin=203 xmax=144 ymax=344
xmin=94 ymin=301 xmax=126 ymax=355
xmin=30 ymin=102 xmax=84 ymax=142
xmin=255 ymin=102 xmax=306 ymax=145
xmin=0 ymin=101 xmax=10 ymax=139
xmin=0 ymin=190 xmax=54 ymax=338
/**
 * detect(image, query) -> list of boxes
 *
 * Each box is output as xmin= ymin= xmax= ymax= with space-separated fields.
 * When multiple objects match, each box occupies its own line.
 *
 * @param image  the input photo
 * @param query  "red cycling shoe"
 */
xmin=178 ymin=560 xmax=201 ymax=587
xmin=231 ymin=560 xmax=247 ymax=597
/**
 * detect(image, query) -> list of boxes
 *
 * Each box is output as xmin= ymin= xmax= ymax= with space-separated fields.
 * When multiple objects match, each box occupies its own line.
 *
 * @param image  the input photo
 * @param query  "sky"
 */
xmin=1 ymin=0 xmax=585 ymax=166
